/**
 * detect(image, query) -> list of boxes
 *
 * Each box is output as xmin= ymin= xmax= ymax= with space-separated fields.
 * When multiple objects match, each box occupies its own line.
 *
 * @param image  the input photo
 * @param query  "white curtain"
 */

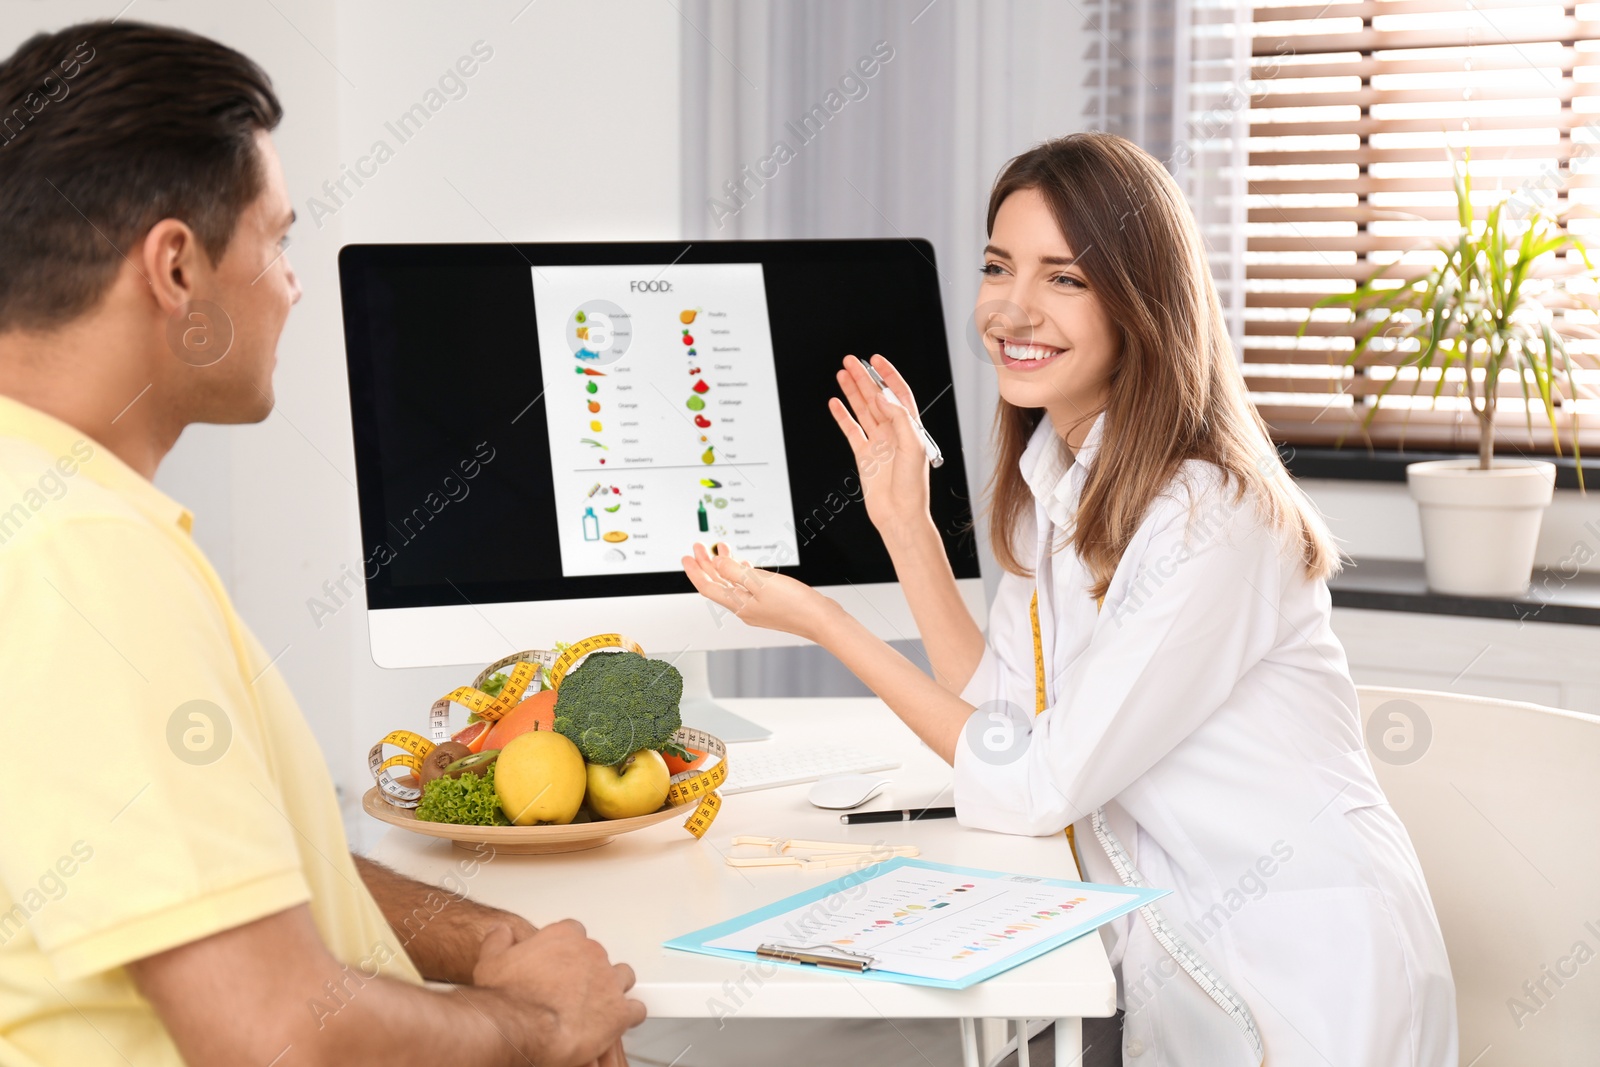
xmin=680 ymin=0 xmax=1231 ymax=696
xmin=1083 ymin=0 xmax=1253 ymax=355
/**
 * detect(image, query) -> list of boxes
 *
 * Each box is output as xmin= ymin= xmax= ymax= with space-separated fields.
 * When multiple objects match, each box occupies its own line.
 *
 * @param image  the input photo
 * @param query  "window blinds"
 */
xmin=1091 ymin=0 xmax=1600 ymax=453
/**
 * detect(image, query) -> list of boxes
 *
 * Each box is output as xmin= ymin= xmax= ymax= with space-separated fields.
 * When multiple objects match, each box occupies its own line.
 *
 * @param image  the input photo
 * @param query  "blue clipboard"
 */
xmin=663 ymin=856 xmax=1167 ymax=990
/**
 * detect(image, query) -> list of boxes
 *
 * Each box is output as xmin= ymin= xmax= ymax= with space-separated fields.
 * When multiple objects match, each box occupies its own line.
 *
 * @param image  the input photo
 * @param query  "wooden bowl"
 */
xmin=361 ymin=786 xmax=699 ymax=855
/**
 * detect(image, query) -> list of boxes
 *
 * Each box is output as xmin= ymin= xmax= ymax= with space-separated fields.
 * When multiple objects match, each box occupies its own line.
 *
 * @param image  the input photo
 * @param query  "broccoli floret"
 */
xmin=553 ymin=651 xmax=683 ymax=766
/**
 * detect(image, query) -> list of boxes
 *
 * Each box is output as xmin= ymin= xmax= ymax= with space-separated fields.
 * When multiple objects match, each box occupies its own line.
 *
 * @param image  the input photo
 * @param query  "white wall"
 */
xmin=321 ymin=1 xmax=682 ymax=840
xmin=1306 ymin=479 xmax=1600 ymax=571
xmin=1 ymin=0 xmax=682 ymax=843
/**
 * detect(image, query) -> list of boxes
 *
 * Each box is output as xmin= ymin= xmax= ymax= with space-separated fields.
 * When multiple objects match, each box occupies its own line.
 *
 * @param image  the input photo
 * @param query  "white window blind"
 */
xmin=1089 ymin=0 xmax=1600 ymax=453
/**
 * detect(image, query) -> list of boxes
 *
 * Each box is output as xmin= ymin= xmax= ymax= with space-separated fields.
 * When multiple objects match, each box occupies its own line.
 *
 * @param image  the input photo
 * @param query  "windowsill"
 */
xmin=1330 ymin=558 xmax=1600 ymax=627
xmin=1281 ymin=447 xmax=1589 ymax=491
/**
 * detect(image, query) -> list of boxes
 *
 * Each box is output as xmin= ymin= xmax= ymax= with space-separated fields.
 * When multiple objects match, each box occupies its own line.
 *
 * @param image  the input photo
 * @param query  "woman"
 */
xmin=680 ymin=133 xmax=1456 ymax=1066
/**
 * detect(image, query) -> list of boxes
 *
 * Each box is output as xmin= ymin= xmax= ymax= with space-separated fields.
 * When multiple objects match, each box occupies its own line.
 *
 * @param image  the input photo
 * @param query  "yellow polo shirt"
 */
xmin=0 ymin=395 xmax=420 ymax=1067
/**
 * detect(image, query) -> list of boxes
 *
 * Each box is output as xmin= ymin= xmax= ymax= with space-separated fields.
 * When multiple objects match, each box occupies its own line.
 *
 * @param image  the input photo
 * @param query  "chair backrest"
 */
xmin=1357 ymin=686 xmax=1600 ymax=1065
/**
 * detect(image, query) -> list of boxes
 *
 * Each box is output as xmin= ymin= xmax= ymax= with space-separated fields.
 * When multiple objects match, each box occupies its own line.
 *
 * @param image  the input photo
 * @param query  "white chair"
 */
xmin=1357 ymin=686 xmax=1600 ymax=1065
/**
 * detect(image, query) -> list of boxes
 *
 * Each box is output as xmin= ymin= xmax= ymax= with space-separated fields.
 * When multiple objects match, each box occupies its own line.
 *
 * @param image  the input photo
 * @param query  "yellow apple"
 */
xmin=495 ymin=731 xmax=586 ymax=825
xmin=585 ymin=749 xmax=671 ymax=820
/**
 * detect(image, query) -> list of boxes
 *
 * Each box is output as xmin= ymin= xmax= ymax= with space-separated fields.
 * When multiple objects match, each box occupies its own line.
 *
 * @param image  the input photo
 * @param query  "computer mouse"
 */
xmin=808 ymin=774 xmax=890 ymax=810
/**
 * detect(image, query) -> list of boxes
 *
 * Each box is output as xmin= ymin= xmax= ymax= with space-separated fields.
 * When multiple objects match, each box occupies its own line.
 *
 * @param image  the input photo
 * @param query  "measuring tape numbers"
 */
xmin=428 ymin=658 xmax=544 ymax=744
xmin=368 ymin=729 xmax=435 ymax=807
xmin=666 ymin=725 xmax=730 ymax=839
xmin=546 ymin=633 xmax=645 ymax=690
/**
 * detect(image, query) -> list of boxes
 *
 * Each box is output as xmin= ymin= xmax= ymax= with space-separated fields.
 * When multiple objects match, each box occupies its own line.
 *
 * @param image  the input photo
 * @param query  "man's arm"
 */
xmin=354 ymin=854 xmax=536 ymax=984
xmin=128 ymin=903 xmax=644 ymax=1067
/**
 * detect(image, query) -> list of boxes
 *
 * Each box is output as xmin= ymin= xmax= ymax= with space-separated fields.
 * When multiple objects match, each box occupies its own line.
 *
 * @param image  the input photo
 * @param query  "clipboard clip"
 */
xmin=755 ymin=942 xmax=875 ymax=972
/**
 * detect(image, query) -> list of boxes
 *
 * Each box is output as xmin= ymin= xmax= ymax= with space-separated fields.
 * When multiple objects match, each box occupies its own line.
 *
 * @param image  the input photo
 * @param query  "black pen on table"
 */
xmin=840 ymin=806 xmax=957 ymax=825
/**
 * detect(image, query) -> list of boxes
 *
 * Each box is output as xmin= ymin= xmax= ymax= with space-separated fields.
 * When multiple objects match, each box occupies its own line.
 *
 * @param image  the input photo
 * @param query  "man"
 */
xmin=0 ymin=20 xmax=644 ymax=1067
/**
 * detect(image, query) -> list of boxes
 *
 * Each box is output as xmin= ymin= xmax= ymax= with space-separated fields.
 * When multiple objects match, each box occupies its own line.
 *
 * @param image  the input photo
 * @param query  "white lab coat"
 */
xmin=955 ymin=415 xmax=1458 ymax=1066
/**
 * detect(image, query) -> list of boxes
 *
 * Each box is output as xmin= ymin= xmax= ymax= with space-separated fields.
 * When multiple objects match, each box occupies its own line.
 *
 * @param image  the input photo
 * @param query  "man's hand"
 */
xmin=354 ymin=854 xmax=536 ymax=984
xmin=128 ymin=904 xmax=645 ymax=1067
xmin=472 ymin=921 xmax=645 ymax=1067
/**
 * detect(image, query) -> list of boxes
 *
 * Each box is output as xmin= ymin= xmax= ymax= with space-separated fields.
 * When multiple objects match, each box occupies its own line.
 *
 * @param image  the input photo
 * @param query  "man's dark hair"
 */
xmin=0 ymin=21 xmax=282 ymax=332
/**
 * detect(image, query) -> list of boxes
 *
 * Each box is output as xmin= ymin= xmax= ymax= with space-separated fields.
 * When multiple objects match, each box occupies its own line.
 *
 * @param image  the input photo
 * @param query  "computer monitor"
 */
xmin=337 ymin=239 xmax=984 ymax=685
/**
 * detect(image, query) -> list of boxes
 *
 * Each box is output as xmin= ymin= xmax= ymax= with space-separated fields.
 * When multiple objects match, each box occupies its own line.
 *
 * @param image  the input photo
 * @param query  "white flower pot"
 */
xmin=1406 ymin=458 xmax=1556 ymax=597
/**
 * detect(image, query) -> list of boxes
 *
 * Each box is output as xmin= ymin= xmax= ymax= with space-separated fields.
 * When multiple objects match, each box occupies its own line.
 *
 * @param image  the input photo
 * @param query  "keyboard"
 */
xmin=719 ymin=742 xmax=901 ymax=794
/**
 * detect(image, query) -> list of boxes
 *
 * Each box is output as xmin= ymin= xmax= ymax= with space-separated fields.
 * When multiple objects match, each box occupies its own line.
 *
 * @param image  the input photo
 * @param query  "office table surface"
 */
xmin=367 ymin=697 xmax=1118 ymax=1020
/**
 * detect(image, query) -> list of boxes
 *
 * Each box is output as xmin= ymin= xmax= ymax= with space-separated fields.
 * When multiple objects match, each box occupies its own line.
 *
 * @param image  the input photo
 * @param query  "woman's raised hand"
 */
xmin=829 ymin=354 xmax=933 ymax=545
xmin=680 ymin=542 xmax=837 ymax=640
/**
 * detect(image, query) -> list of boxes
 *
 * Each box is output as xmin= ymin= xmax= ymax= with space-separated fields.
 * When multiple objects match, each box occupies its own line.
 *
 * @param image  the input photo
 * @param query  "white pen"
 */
xmin=862 ymin=362 xmax=944 ymax=469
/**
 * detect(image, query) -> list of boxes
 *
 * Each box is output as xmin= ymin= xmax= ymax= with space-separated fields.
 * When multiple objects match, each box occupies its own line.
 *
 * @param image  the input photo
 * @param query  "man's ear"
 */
xmin=139 ymin=218 xmax=205 ymax=316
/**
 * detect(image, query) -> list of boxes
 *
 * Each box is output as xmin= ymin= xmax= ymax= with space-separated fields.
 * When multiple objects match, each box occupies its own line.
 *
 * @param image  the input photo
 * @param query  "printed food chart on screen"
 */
xmin=532 ymin=263 xmax=799 ymax=578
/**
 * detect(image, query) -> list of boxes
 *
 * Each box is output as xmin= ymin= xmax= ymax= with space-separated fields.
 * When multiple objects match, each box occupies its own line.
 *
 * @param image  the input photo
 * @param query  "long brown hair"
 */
xmin=983 ymin=132 xmax=1340 ymax=597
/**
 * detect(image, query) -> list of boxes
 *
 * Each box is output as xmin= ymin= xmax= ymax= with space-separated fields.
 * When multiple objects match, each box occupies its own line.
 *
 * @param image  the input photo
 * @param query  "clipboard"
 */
xmin=664 ymin=856 xmax=1166 ymax=990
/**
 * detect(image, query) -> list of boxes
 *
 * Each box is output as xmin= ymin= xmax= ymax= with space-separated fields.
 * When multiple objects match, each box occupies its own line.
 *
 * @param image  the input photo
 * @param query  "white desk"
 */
xmin=368 ymin=698 xmax=1117 ymax=1067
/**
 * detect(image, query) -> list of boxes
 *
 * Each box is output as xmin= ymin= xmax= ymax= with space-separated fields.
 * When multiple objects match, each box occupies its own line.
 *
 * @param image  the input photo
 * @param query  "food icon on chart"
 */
xmin=682 ymin=329 xmax=694 ymax=346
xmin=697 ymin=500 xmax=708 ymax=532
xmin=692 ymin=379 xmax=709 ymax=394
xmin=700 ymin=478 xmax=722 ymax=488
xmin=565 ymin=300 xmax=632 ymax=367
xmin=582 ymin=507 xmax=599 ymax=541
xmin=680 ymin=309 xmax=698 ymax=324
xmin=693 ymin=414 xmax=711 ymax=428
xmin=685 ymin=395 xmax=705 ymax=412
xmin=602 ymin=530 xmax=629 ymax=543
xmin=701 ymin=445 xmax=715 ymax=465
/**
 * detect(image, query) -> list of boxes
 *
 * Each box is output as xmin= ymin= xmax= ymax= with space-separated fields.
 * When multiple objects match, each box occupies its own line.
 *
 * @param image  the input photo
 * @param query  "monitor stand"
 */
xmin=676 ymin=651 xmax=773 ymax=743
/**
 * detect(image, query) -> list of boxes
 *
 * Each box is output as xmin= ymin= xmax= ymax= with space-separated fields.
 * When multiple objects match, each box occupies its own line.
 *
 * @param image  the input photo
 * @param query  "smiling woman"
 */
xmin=976 ymin=134 xmax=1339 ymax=595
xmin=681 ymin=132 xmax=1459 ymax=1066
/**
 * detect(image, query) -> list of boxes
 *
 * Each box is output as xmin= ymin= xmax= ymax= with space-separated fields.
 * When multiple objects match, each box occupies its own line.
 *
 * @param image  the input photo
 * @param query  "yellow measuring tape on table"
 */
xmin=665 ymin=724 xmax=728 ymax=839
xmin=368 ymin=633 xmax=728 ymax=838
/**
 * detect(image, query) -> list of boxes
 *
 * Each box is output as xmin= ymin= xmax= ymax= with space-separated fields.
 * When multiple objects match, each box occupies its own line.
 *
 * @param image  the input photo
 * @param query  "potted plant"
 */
xmin=1303 ymin=154 xmax=1592 ymax=597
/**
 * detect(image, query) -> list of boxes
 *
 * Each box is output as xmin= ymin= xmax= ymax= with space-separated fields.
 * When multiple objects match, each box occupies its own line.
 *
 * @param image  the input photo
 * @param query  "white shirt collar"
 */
xmin=1019 ymin=411 xmax=1106 ymax=521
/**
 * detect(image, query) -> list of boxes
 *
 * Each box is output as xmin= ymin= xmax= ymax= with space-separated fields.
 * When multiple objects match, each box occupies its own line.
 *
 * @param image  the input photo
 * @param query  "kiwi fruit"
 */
xmin=443 ymin=749 xmax=500 ymax=780
xmin=419 ymin=742 xmax=471 ymax=786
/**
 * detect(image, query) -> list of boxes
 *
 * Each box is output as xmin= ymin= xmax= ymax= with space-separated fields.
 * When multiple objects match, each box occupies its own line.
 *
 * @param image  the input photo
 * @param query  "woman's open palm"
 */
xmin=829 ymin=355 xmax=932 ymax=541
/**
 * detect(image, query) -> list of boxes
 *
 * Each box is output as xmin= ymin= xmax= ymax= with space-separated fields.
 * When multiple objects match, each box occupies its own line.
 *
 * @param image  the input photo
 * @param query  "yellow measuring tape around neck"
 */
xmin=368 ymin=635 xmax=728 ymax=838
xmin=1031 ymin=589 xmax=1092 ymax=867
